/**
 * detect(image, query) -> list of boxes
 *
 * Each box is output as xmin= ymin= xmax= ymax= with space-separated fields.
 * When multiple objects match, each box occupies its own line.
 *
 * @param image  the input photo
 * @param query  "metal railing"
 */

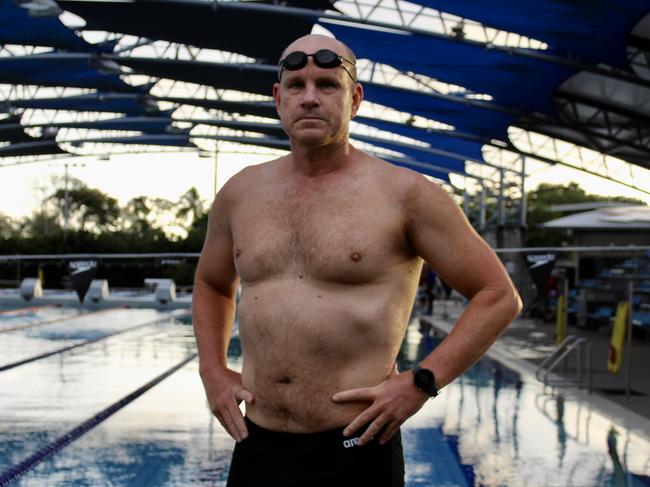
xmin=535 ymin=335 xmax=592 ymax=391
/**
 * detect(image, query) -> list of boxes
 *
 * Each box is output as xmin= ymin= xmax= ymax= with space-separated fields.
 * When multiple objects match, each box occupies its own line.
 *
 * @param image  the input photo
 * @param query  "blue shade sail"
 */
xmin=0 ymin=140 xmax=67 ymax=157
xmin=49 ymin=117 xmax=177 ymax=134
xmin=384 ymin=157 xmax=451 ymax=182
xmin=355 ymin=116 xmax=485 ymax=162
xmin=72 ymin=134 xmax=195 ymax=147
xmin=353 ymin=133 xmax=466 ymax=173
xmin=0 ymin=0 xmax=103 ymax=52
xmin=406 ymin=0 xmax=650 ymax=69
xmin=362 ymin=82 xmax=516 ymax=141
xmin=194 ymin=119 xmax=286 ymax=138
xmin=56 ymin=0 xmax=327 ymax=63
xmin=109 ymin=57 xmax=277 ymax=96
xmin=157 ymin=98 xmax=278 ymax=120
xmin=0 ymin=55 xmax=134 ymax=91
xmin=0 ymin=115 xmax=32 ymax=143
xmin=326 ymin=22 xmax=575 ymax=114
xmin=9 ymin=94 xmax=160 ymax=116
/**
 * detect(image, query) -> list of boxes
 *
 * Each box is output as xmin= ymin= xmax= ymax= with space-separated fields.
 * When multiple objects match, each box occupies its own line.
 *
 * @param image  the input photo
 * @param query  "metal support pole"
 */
xmin=463 ymin=177 xmax=469 ymax=217
xmin=479 ymin=182 xmax=487 ymax=232
xmin=213 ymin=143 xmax=219 ymax=195
xmin=498 ymin=168 xmax=505 ymax=227
xmin=586 ymin=342 xmax=592 ymax=393
xmin=519 ymin=156 xmax=527 ymax=227
xmin=563 ymin=276 xmax=568 ymax=372
xmin=625 ymin=280 xmax=634 ymax=402
xmin=63 ymin=162 xmax=69 ymax=236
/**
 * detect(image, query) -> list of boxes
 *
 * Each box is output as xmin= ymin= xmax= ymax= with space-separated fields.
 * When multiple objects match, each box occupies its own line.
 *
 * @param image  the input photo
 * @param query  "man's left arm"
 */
xmin=332 ymin=173 xmax=522 ymax=445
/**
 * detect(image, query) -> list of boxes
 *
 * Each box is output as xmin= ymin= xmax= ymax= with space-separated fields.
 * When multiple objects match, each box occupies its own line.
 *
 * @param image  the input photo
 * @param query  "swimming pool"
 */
xmin=0 ymin=306 xmax=648 ymax=486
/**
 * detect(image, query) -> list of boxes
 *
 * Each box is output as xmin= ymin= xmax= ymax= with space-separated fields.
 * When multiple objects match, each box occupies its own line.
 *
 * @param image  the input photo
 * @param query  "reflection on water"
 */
xmin=1 ymin=314 xmax=649 ymax=486
xmin=401 ymin=318 xmax=650 ymax=487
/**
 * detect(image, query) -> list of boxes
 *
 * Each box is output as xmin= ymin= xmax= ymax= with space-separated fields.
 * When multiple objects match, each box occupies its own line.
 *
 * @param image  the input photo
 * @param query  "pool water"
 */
xmin=0 ymin=307 xmax=648 ymax=486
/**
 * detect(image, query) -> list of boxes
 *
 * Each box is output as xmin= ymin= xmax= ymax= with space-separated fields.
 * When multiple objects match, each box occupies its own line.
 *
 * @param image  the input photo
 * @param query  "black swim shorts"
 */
xmin=226 ymin=417 xmax=404 ymax=487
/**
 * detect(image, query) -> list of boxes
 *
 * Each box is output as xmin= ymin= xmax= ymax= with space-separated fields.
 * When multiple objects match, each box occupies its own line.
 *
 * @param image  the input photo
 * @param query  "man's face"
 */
xmin=273 ymin=37 xmax=363 ymax=148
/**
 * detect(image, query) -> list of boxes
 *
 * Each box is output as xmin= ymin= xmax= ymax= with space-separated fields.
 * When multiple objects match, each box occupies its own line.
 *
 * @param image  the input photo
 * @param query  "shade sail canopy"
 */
xmin=0 ymin=0 xmax=104 ymax=52
xmin=70 ymin=134 xmax=195 ymax=147
xmin=387 ymin=157 xmax=451 ymax=182
xmin=362 ymin=82 xmax=517 ymax=141
xmin=0 ymin=54 xmax=135 ymax=91
xmin=47 ymin=117 xmax=178 ymax=133
xmin=0 ymin=140 xmax=68 ymax=157
xmin=57 ymin=0 xmax=331 ymax=63
xmin=6 ymin=94 xmax=162 ymax=116
xmin=1 ymin=0 xmax=649 ymax=188
xmin=355 ymin=116 xmax=485 ymax=162
xmin=326 ymin=22 xmax=575 ymax=113
xmin=408 ymin=0 xmax=650 ymax=69
xmin=109 ymin=57 xmax=277 ymax=96
xmin=352 ymin=133 xmax=466 ymax=173
xmin=0 ymin=114 xmax=33 ymax=143
xmin=192 ymin=119 xmax=286 ymax=138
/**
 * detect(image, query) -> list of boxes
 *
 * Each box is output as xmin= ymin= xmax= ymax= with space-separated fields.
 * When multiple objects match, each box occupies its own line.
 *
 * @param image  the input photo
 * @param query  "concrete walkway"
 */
xmin=419 ymin=299 xmax=650 ymax=422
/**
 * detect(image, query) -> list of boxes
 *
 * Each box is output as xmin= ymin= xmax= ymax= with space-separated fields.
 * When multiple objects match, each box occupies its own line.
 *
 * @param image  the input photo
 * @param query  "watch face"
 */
xmin=414 ymin=368 xmax=437 ymax=396
xmin=417 ymin=370 xmax=434 ymax=386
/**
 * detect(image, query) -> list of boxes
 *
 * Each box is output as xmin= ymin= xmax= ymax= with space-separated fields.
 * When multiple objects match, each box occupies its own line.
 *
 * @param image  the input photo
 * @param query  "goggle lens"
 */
xmin=279 ymin=49 xmax=355 ymax=80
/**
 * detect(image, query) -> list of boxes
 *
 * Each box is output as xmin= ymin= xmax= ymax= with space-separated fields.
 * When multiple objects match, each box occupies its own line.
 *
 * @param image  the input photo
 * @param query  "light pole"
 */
xmin=214 ymin=142 xmax=220 ymax=195
xmin=63 ymin=162 xmax=69 ymax=235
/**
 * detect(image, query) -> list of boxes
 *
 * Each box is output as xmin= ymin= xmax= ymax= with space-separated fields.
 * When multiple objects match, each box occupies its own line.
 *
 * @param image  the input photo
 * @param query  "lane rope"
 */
xmin=0 ymin=352 xmax=198 ymax=486
xmin=0 ymin=311 xmax=189 ymax=373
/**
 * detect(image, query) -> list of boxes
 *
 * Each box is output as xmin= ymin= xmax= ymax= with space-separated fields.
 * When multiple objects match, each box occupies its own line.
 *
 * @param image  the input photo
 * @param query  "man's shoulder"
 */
xmin=220 ymin=157 xmax=284 ymax=197
xmin=360 ymin=151 xmax=437 ymax=201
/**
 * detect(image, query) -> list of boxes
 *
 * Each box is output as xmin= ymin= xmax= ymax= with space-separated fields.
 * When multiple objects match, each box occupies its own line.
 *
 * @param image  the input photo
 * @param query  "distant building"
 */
xmin=541 ymin=205 xmax=650 ymax=246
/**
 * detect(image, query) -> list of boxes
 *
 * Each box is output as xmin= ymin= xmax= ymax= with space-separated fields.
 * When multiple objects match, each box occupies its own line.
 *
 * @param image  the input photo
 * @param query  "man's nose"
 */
xmin=300 ymin=82 xmax=319 ymax=108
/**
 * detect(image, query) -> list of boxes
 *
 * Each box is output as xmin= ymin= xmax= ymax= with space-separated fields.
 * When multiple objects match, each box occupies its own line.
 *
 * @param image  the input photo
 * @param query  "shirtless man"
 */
xmin=192 ymin=34 xmax=522 ymax=487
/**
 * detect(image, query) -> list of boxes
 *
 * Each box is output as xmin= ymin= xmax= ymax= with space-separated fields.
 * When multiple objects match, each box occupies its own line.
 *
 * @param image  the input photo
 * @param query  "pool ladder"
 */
xmin=535 ymin=335 xmax=592 ymax=391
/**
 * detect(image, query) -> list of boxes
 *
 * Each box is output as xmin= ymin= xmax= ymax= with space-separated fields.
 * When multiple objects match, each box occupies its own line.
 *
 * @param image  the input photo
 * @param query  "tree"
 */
xmin=121 ymin=195 xmax=156 ymax=236
xmin=19 ymin=209 xmax=61 ymax=238
xmin=49 ymin=177 xmax=119 ymax=233
xmin=176 ymin=187 xmax=205 ymax=227
xmin=0 ymin=212 xmax=16 ymax=239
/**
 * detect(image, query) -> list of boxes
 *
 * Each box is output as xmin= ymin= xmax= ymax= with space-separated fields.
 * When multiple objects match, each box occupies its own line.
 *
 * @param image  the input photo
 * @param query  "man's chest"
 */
xmin=230 ymin=187 xmax=408 ymax=284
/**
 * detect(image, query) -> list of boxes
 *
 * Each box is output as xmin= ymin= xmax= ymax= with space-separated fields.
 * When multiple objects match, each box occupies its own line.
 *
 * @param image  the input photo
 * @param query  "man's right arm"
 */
xmin=192 ymin=185 xmax=253 ymax=442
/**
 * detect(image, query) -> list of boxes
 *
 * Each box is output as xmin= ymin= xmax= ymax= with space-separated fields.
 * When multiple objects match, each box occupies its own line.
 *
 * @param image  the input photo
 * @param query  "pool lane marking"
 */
xmin=0 ymin=311 xmax=190 ymax=373
xmin=0 ymin=308 xmax=119 ymax=334
xmin=0 ymin=352 xmax=198 ymax=487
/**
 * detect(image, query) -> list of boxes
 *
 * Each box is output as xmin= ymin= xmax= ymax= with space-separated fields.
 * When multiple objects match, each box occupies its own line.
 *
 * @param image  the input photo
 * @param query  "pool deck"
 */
xmin=420 ymin=299 xmax=650 ymax=433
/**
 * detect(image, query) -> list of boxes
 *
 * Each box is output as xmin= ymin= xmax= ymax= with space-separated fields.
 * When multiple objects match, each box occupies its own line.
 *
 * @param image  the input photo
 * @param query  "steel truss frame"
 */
xmin=2 ymin=0 xmax=650 ymax=232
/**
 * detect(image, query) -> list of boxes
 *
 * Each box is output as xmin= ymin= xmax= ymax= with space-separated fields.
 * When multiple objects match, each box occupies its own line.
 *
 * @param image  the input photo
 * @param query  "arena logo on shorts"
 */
xmin=343 ymin=437 xmax=360 ymax=448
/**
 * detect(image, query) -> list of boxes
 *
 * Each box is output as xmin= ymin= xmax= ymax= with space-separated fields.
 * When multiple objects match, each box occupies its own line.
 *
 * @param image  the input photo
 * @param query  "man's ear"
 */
xmin=273 ymin=82 xmax=282 ymax=117
xmin=350 ymin=82 xmax=364 ymax=119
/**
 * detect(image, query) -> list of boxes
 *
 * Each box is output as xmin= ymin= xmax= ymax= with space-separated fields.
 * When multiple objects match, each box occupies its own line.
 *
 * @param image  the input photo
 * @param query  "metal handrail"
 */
xmin=535 ymin=335 xmax=592 ymax=391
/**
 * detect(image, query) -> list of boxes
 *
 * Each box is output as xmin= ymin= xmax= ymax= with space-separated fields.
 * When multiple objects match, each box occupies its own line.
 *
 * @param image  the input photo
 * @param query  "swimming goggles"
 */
xmin=278 ymin=49 xmax=356 ymax=82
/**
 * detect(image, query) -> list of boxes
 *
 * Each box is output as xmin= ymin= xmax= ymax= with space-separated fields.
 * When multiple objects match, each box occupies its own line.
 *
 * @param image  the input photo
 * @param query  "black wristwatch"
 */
xmin=412 ymin=366 xmax=439 ymax=398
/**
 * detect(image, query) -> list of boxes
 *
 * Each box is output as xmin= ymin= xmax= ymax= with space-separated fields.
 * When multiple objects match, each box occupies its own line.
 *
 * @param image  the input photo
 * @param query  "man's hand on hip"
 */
xmin=201 ymin=367 xmax=254 ymax=443
xmin=331 ymin=370 xmax=428 ymax=446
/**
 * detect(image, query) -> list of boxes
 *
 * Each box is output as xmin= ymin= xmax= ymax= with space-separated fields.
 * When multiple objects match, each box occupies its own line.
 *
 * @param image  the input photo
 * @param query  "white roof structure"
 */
xmin=542 ymin=206 xmax=650 ymax=230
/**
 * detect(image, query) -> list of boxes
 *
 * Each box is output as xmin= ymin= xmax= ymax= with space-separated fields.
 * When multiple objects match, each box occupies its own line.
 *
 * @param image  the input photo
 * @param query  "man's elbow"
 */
xmin=501 ymin=282 xmax=523 ymax=322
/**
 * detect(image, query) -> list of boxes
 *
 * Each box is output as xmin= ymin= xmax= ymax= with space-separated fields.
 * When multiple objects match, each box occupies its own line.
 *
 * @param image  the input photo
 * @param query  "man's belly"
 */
xmin=237 ymin=280 xmax=409 ymax=433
